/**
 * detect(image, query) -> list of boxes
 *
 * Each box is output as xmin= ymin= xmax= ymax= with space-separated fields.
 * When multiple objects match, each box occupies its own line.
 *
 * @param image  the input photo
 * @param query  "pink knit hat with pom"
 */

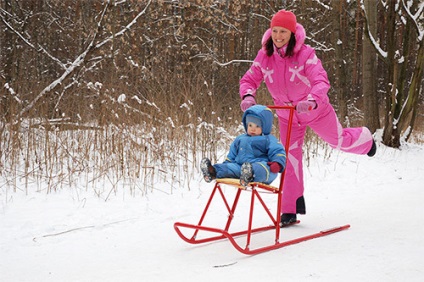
xmin=270 ymin=10 xmax=297 ymax=33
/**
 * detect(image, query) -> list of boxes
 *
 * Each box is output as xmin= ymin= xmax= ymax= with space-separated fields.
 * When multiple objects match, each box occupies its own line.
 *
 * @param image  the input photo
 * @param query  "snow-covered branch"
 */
xmin=188 ymin=52 xmax=253 ymax=66
xmin=401 ymin=0 xmax=424 ymax=41
xmin=0 ymin=8 xmax=66 ymax=70
xmin=14 ymin=0 xmax=154 ymax=119
xmin=312 ymin=0 xmax=332 ymax=11
xmin=17 ymin=0 xmax=111 ymax=118
xmin=360 ymin=1 xmax=388 ymax=59
xmin=18 ymin=42 xmax=94 ymax=117
xmin=213 ymin=59 xmax=254 ymax=67
xmin=95 ymin=0 xmax=152 ymax=49
xmin=4 ymin=83 xmax=22 ymax=104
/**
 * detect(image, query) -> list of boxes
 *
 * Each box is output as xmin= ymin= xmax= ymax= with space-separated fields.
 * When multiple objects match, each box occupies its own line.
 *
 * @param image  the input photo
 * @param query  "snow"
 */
xmin=1 ymin=139 xmax=424 ymax=282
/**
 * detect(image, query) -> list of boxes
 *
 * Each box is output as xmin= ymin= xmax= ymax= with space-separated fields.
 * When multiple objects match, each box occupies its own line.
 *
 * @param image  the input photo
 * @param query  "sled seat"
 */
xmin=216 ymin=178 xmax=280 ymax=193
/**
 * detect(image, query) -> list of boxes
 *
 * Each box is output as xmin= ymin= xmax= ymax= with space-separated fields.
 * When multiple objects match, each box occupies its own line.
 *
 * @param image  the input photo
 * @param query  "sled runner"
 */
xmin=174 ymin=105 xmax=350 ymax=255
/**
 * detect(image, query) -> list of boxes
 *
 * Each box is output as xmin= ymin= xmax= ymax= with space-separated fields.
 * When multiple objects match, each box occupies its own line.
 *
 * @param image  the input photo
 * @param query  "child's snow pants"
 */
xmin=214 ymin=161 xmax=279 ymax=185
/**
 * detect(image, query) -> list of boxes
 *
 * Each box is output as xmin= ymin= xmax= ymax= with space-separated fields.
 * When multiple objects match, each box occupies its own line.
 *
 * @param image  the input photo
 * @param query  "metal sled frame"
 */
xmin=174 ymin=105 xmax=350 ymax=255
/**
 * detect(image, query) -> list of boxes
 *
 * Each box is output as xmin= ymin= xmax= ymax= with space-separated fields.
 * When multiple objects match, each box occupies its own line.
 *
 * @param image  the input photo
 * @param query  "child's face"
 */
xmin=247 ymin=122 xmax=262 ymax=136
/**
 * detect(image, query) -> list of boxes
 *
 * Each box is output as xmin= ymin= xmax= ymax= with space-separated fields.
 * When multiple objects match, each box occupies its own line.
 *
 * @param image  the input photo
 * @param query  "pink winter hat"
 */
xmin=270 ymin=10 xmax=297 ymax=33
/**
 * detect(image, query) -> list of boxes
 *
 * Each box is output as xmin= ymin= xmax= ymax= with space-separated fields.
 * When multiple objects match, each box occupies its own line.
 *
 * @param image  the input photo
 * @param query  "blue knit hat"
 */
xmin=246 ymin=115 xmax=262 ymax=128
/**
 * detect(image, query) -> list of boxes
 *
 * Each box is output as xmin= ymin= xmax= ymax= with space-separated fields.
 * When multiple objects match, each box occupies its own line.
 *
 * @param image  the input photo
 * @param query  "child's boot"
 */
xmin=200 ymin=158 xmax=216 ymax=182
xmin=240 ymin=162 xmax=253 ymax=187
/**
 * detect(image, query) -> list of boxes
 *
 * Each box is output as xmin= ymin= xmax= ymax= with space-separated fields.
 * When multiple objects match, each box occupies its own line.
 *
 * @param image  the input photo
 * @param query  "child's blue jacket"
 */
xmin=225 ymin=105 xmax=286 ymax=172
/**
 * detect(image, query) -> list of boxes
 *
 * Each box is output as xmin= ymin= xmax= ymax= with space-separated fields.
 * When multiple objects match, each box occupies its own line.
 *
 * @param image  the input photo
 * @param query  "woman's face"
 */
xmin=271 ymin=26 xmax=292 ymax=48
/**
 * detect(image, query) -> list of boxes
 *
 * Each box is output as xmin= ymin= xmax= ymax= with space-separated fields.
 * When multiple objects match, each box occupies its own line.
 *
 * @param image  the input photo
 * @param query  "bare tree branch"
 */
xmin=360 ymin=0 xmax=388 ymax=60
xmin=0 ymin=8 xmax=66 ymax=69
xmin=17 ymin=0 xmax=112 ymax=118
xmin=95 ymin=0 xmax=152 ymax=49
xmin=401 ymin=0 xmax=424 ymax=41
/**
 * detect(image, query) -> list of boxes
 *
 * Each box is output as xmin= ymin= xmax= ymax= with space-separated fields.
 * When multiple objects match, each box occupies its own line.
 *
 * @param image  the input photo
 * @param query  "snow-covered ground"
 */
xmin=1 ymin=139 xmax=423 ymax=282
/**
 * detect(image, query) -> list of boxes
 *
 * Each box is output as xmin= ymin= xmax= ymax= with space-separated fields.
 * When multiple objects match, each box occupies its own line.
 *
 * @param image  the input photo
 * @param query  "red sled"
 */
xmin=174 ymin=105 xmax=350 ymax=255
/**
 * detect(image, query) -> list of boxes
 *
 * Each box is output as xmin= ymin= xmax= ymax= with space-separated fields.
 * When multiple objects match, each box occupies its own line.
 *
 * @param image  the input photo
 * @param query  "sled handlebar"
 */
xmin=266 ymin=105 xmax=295 ymax=110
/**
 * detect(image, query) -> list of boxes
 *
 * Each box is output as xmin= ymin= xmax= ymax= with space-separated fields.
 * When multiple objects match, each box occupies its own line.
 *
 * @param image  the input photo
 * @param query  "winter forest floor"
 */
xmin=1 ymin=134 xmax=424 ymax=282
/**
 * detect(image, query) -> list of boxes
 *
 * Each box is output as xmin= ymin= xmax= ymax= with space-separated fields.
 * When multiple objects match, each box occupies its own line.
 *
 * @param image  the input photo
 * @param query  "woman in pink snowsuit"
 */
xmin=239 ymin=10 xmax=376 ymax=226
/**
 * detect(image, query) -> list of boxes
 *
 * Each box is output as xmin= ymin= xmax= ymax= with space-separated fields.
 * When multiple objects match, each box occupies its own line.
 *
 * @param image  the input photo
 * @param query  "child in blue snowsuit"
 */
xmin=201 ymin=105 xmax=286 ymax=186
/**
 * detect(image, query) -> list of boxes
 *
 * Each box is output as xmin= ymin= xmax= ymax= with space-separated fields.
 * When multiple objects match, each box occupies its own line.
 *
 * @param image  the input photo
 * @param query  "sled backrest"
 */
xmin=266 ymin=105 xmax=295 ymax=192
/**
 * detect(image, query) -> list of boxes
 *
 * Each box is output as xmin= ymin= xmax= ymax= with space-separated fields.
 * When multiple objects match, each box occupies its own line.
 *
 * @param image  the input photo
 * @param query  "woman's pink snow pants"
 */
xmin=278 ymin=103 xmax=374 ymax=214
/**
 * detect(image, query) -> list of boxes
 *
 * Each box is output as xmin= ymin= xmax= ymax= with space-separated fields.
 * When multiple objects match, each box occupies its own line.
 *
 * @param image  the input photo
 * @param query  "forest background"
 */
xmin=0 ymin=0 xmax=423 ymax=195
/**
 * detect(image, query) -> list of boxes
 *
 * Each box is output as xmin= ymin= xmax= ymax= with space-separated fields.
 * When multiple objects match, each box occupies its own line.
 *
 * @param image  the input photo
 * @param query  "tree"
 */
xmin=0 ymin=0 xmax=154 ymax=122
xmin=331 ymin=1 xmax=349 ymax=126
xmin=362 ymin=0 xmax=380 ymax=133
xmin=362 ymin=0 xmax=423 ymax=148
